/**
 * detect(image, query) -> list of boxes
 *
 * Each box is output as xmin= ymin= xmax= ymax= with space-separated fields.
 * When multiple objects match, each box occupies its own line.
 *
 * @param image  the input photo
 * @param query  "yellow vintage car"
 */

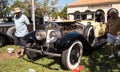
xmin=79 ymin=11 xmax=107 ymax=46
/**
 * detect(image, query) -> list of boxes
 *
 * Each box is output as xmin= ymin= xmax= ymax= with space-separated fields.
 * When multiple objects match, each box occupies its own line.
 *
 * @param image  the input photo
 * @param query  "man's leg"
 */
xmin=19 ymin=48 xmax=25 ymax=56
xmin=107 ymin=33 xmax=115 ymax=58
xmin=109 ymin=44 xmax=114 ymax=55
xmin=116 ymin=36 xmax=120 ymax=56
xmin=14 ymin=36 xmax=20 ymax=45
xmin=19 ymin=37 xmax=26 ymax=58
xmin=108 ymin=44 xmax=115 ymax=58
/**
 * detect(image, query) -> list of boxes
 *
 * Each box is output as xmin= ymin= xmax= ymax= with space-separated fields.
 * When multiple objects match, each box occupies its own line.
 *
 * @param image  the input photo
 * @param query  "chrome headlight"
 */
xmin=35 ymin=30 xmax=46 ymax=40
xmin=49 ymin=30 xmax=61 ymax=42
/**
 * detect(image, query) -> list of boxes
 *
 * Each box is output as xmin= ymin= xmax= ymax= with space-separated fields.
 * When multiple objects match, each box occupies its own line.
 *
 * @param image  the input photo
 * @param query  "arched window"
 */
xmin=107 ymin=8 xmax=118 ymax=20
xmin=85 ymin=10 xmax=91 ymax=13
xmin=74 ymin=11 xmax=80 ymax=20
xmin=80 ymin=10 xmax=93 ymax=20
xmin=95 ymin=9 xmax=105 ymax=23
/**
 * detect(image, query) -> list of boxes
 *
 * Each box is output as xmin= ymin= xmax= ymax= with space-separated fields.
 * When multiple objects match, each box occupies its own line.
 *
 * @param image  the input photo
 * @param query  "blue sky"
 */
xmin=8 ymin=0 xmax=77 ymax=9
xmin=57 ymin=0 xmax=77 ymax=8
xmin=54 ymin=0 xmax=77 ymax=10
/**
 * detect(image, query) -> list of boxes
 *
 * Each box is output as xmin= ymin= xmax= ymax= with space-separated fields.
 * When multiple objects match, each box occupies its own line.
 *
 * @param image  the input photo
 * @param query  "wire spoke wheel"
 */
xmin=62 ymin=41 xmax=83 ymax=69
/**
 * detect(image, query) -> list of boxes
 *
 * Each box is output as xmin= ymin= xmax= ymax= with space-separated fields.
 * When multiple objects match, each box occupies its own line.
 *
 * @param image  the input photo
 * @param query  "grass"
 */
xmin=0 ymin=44 xmax=120 ymax=72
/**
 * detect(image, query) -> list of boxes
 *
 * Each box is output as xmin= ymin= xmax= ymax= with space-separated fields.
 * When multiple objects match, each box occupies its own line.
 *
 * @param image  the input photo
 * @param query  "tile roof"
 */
xmin=68 ymin=0 xmax=120 ymax=7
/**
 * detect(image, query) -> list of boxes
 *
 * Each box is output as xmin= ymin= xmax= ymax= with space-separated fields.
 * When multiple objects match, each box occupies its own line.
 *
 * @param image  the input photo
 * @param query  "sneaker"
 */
xmin=108 ymin=54 xmax=115 ymax=58
xmin=118 ymin=51 xmax=120 ymax=56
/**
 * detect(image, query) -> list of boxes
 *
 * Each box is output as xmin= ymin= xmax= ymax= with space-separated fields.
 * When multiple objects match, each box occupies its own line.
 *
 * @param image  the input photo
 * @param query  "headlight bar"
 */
xmin=35 ymin=30 xmax=46 ymax=40
xmin=46 ymin=30 xmax=61 ymax=43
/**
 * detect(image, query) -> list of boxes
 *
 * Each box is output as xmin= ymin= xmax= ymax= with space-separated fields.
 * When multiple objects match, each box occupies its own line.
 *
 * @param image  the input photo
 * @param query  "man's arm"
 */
xmin=105 ymin=22 xmax=109 ymax=33
xmin=24 ymin=15 xmax=33 ymax=31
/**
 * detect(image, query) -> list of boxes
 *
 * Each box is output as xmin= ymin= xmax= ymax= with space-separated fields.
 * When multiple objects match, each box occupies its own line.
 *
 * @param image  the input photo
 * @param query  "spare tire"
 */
xmin=85 ymin=25 xmax=95 ymax=46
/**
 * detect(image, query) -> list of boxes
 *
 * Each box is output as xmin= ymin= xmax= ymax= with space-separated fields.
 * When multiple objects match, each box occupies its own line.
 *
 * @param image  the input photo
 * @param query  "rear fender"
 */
xmin=0 ymin=32 xmax=13 ymax=43
xmin=58 ymin=32 xmax=92 ymax=51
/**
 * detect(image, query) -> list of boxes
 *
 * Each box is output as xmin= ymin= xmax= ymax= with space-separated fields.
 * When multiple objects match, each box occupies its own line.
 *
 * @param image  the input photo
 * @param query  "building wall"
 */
xmin=67 ymin=6 xmax=88 ymax=13
xmin=67 ymin=3 xmax=120 ymax=22
xmin=112 ymin=4 xmax=120 ymax=15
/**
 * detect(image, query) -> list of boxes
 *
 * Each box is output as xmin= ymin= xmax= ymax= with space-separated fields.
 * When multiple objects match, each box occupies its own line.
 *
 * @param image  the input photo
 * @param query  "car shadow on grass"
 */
xmin=23 ymin=55 xmax=69 ymax=71
xmin=22 ymin=44 xmax=120 ymax=72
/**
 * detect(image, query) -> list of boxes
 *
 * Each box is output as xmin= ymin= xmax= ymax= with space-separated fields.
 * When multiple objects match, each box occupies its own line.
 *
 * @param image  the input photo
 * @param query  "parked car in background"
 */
xmin=0 ymin=17 xmax=15 ymax=47
xmin=80 ymin=10 xmax=106 ymax=40
xmin=0 ymin=16 xmax=44 ymax=47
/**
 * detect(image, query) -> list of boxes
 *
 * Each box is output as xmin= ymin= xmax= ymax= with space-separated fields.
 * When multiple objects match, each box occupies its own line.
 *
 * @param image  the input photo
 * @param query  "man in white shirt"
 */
xmin=14 ymin=7 xmax=30 ymax=58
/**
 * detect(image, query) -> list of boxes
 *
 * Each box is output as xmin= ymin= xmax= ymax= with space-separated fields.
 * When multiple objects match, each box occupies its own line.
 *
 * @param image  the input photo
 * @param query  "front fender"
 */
xmin=58 ymin=32 xmax=92 ymax=51
xmin=23 ymin=31 xmax=36 ymax=41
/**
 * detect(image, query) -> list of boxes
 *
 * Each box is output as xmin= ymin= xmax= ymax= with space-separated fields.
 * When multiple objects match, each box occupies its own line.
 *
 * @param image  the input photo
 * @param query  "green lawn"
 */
xmin=0 ymin=44 xmax=120 ymax=72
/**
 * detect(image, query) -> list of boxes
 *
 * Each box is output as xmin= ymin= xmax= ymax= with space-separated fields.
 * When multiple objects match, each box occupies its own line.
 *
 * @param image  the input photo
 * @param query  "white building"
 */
xmin=67 ymin=0 xmax=120 ymax=23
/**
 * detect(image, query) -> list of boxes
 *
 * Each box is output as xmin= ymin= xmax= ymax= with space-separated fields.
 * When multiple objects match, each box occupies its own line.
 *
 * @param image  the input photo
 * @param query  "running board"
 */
xmin=26 ymin=48 xmax=61 ymax=57
xmin=93 ymin=39 xmax=106 ymax=48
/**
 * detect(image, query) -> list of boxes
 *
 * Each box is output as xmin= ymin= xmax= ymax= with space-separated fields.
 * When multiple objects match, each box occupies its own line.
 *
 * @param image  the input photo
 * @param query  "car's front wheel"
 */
xmin=62 ymin=41 xmax=83 ymax=70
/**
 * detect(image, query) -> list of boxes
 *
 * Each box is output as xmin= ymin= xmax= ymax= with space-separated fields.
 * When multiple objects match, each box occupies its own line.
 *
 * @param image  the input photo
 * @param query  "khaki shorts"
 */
xmin=107 ymin=33 xmax=120 ymax=45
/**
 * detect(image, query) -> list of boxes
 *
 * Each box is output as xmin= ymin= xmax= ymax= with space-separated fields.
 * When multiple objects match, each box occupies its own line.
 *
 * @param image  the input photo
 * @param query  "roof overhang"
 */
xmin=67 ymin=0 xmax=120 ymax=8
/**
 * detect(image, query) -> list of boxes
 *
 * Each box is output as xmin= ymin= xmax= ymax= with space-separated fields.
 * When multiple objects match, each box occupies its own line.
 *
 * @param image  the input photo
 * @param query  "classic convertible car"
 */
xmin=23 ymin=18 xmax=106 ymax=69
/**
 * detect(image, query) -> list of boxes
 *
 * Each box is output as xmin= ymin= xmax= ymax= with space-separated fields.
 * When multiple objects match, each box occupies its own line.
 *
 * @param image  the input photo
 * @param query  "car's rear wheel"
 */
xmin=0 ymin=36 xmax=5 ymax=47
xmin=62 ymin=41 xmax=83 ymax=69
